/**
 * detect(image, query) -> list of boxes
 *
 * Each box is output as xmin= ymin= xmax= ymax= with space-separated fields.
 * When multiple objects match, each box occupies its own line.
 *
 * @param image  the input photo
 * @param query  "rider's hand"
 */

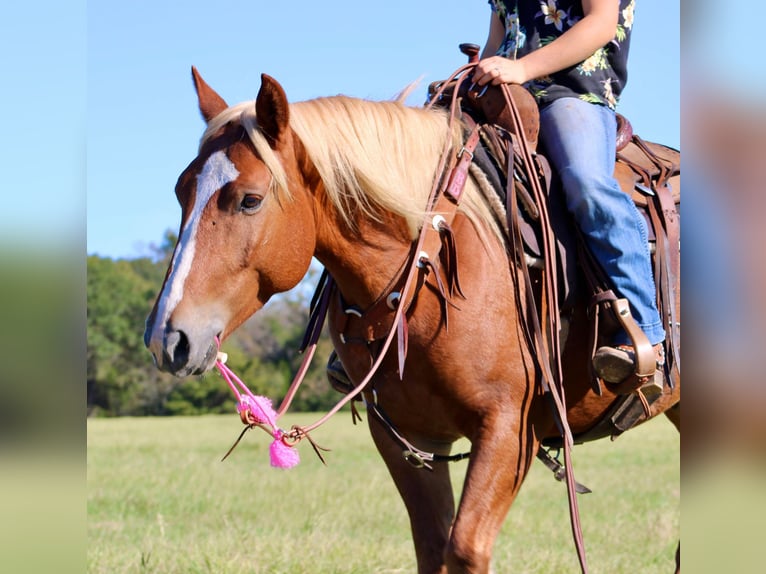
xmin=473 ymin=56 xmax=529 ymax=86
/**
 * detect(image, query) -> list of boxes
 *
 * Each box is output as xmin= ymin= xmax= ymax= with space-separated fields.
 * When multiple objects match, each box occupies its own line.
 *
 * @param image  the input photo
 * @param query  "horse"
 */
xmin=144 ymin=68 xmax=680 ymax=574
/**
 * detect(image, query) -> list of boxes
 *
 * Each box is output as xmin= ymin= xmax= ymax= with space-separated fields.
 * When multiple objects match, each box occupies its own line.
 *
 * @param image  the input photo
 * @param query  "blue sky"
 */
xmin=0 ymin=3 xmax=85 ymax=250
xmin=60 ymin=1 xmax=678 ymax=259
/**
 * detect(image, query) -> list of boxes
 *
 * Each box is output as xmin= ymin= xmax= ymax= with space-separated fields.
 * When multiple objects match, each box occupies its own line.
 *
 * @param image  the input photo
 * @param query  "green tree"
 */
xmin=87 ymin=255 xmax=178 ymax=415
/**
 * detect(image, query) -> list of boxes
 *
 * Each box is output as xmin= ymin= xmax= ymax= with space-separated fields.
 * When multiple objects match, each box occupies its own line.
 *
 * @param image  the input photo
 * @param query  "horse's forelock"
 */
xmin=199 ymin=103 xmax=290 ymax=201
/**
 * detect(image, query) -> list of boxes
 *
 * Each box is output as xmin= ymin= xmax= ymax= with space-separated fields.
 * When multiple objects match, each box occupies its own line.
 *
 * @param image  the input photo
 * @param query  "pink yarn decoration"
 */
xmin=269 ymin=432 xmax=300 ymax=469
xmin=215 ymin=347 xmax=301 ymax=469
xmin=237 ymin=394 xmax=277 ymax=427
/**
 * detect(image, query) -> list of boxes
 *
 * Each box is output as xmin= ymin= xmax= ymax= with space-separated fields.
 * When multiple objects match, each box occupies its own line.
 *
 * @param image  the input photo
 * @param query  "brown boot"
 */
xmin=593 ymin=342 xmax=665 ymax=384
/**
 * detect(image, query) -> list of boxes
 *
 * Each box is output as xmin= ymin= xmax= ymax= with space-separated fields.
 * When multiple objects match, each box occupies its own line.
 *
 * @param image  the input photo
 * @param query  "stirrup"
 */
xmin=593 ymin=343 xmax=665 ymax=389
xmin=595 ymin=299 xmax=664 ymax=396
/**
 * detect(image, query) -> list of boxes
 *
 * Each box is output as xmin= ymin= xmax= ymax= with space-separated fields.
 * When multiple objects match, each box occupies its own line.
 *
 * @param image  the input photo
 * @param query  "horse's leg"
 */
xmin=368 ymin=413 xmax=455 ymax=574
xmin=445 ymin=408 xmax=538 ymax=573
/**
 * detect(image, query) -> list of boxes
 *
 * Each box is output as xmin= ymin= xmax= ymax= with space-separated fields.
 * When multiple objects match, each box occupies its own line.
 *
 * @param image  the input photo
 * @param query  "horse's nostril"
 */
xmin=164 ymin=328 xmax=191 ymax=372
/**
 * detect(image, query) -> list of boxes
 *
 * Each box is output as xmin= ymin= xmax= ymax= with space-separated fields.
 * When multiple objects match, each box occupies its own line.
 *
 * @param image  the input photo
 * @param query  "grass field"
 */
xmin=87 ymin=411 xmax=679 ymax=573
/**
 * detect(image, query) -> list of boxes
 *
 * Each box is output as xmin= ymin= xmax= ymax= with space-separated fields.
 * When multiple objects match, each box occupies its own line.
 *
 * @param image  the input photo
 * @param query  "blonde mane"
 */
xmin=201 ymin=94 xmax=503 ymax=243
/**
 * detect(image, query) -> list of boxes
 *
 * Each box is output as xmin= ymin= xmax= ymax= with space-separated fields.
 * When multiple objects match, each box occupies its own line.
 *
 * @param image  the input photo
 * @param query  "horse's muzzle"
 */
xmin=144 ymin=322 xmax=218 ymax=377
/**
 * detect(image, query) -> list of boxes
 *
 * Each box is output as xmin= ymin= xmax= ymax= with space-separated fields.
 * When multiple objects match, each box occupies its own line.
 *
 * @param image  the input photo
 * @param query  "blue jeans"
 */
xmin=539 ymin=97 xmax=665 ymax=346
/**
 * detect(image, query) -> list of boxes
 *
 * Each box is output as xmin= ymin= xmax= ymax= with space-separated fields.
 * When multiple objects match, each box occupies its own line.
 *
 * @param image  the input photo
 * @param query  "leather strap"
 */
xmin=332 ymin=124 xmax=480 ymax=346
xmin=655 ymin=182 xmax=680 ymax=346
xmin=648 ymin=182 xmax=680 ymax=384
xmin=497 ymin=82 xmax=588 ymax=573
xmin=536 ymin=448 xmax=592 ymax=494
xmin=632 ymin=133 xmax=680 ymax=381
xmin=366 ymin=395 xmax=471 ymax=471
xmin=445 ymin=127 xmax=481 ymax=204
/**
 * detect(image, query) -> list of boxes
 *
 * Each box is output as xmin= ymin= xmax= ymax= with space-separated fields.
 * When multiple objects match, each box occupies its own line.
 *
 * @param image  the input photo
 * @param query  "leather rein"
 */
xmin=495 ymin=79 xmax=589 ymax=573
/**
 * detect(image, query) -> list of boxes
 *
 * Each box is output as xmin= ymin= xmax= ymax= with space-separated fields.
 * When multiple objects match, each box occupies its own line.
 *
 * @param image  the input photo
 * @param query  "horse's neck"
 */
xmin=314 ymin=212 xmax=413 ymax=310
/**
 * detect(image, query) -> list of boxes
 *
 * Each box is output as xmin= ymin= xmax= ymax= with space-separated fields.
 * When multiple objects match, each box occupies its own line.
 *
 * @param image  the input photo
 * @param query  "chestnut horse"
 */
xmin=144 ymin=69 xmax=680 ymax=573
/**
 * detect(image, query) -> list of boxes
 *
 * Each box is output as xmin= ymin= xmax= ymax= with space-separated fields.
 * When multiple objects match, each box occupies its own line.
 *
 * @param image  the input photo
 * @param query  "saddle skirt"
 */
xmin=469 ymin=108 xmax=680 ymax=306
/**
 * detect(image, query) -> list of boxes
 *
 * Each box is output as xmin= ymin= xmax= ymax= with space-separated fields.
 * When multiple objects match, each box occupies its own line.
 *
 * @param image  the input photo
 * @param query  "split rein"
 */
xmin=214 ymin=63 xmax=480 ymax=469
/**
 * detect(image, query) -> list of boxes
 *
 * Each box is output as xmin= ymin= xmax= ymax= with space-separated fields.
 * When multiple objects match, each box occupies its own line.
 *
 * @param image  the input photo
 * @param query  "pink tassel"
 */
xmin=269 ymin=433 xmax=300 ymax=469
xmin=216 ymin=348 xmax=301 ymax=469
xmin=238 ymin=394 xmax=277 ymax=426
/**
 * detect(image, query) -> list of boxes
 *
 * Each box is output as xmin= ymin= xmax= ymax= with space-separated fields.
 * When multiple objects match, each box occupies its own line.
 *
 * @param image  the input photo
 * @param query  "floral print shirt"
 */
xmin=488 ymin=0 xmax=634 ymax=110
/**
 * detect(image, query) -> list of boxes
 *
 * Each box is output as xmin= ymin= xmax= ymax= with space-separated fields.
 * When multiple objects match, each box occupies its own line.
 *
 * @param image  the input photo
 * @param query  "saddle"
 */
xmin=428 ymin=56 xmax=680 ymax=413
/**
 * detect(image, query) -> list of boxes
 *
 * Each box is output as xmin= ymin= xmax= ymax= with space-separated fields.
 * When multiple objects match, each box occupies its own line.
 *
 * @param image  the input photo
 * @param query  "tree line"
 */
xmin=87 ymin=232 xmax=338 ymax=417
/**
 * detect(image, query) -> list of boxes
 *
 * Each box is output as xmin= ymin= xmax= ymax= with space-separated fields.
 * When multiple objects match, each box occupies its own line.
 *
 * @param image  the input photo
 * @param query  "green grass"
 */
xmin=88 ymin=412 xmax=679 ymax=573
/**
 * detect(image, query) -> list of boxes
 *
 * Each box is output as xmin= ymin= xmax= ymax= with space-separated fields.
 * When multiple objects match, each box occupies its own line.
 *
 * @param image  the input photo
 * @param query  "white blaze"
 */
xmin=148 ymin=151 xmax=239 ymax=356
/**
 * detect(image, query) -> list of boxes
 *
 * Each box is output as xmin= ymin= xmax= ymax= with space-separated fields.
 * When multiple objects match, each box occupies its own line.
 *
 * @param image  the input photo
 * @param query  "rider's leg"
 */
xmin=538 ymin=97 xmax=665 ymax=380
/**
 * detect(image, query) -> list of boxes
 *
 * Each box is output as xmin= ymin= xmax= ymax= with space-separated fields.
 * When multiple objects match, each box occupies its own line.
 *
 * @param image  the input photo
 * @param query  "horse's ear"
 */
xmin=255 ymin=74 xmax=290 ymax=148
xmin=191 ymin=66 xmax=229 ymax=123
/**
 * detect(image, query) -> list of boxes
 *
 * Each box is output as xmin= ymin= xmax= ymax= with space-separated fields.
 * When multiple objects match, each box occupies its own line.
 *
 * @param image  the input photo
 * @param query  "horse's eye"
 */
xmin=240 ymin=194 xmax=263 ymax=213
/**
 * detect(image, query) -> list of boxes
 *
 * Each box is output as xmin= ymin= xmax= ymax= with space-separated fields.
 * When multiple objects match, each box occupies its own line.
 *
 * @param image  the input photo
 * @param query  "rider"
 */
xmin=474 ymin=0 xmax=665 ymax=383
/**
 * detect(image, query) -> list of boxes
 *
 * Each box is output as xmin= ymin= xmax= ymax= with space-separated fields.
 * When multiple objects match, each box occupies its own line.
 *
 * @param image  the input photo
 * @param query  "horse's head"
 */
xmin=144 ymin=68 xmax=317 ymax=376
